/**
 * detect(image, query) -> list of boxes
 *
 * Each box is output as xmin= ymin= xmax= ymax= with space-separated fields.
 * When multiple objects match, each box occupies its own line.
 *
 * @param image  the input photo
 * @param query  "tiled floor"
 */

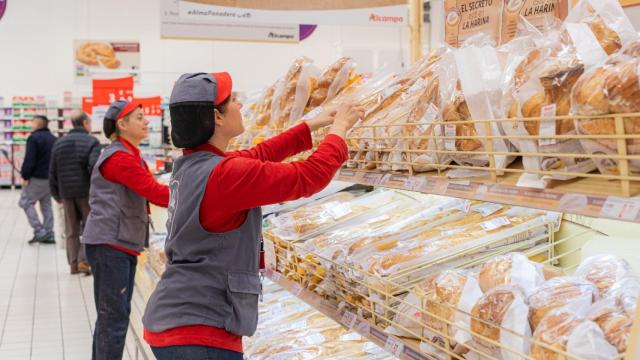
xmin=0 ymin=190 xmax=134 ymax=360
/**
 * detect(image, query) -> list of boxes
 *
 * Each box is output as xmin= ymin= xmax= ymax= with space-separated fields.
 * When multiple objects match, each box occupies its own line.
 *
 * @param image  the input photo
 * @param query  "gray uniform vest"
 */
xmin=142 ymin=151 xmax=263 ymax=337
xmin=82 ymin=141 xmax=149 ymax=252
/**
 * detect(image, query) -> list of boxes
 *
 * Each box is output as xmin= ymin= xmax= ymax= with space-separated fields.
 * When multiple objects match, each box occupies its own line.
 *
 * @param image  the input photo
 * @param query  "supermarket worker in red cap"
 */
xmin=82 ymin=99 xmax=169 ymax=360
xmin=142 ymin=72 xmax=364 ymax=359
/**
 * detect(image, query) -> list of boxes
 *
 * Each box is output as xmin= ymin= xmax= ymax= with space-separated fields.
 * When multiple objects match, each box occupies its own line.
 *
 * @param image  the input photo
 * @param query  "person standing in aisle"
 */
xmin=19 ymin=115 xmax=57 ymax=244
xmin=142 ymin=72 xmax=364 ymax=360
xmin=49 ymin=111 xmax=101 ymax=275
xmin=82 ymin=100 xmax=169 ymax=360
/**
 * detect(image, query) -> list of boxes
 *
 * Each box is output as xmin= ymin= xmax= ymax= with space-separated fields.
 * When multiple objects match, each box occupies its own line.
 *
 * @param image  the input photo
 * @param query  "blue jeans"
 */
xmin=151 ymin=345 xmax=243 ymax=360
xmin=86 ymin=244 xmax=137 ymax=360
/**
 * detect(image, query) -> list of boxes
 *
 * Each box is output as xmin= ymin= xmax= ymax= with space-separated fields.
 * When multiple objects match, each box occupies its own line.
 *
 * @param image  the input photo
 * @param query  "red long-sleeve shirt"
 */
xmin=100 ymin=137 xmax=170 ymax=256
xmin=144 ymin=123 xmax=348 ymax=352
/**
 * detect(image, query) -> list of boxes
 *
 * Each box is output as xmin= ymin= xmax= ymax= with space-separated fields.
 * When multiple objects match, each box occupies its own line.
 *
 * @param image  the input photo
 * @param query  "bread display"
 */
xmin=574 ymin=254 xmax=634 ymax=297
xmin=531 ymin=308 xmax=618 ymax=360
xmin=527 ymin=276 xmax=597 ymax=330
xmin=588 ymin=299 xmax=633 ymax=353
xmin=307 ymin=57 xmax=358 ymax=108
xmin=470 ymin=286 xmax=530 ymax=357
xmin=478 ymin=252 xmax=544 ymax=293
xmin=606 ymin=276 xmax=640 ymax=317
xmin=270 ymin=57 xmax=318 ymax=131
xmin=572 ymin=40 xmax=640 ymax=175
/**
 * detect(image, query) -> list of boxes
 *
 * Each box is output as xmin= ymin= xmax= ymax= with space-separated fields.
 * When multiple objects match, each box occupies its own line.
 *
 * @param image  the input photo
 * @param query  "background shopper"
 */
xmin=19 ymin=115 xmax=57 ymax=244
xmin=142 ymin=72 xmax=364 ymax=360
xmin=49 ymin=111 xmax=101 ymax=275
xmin=82 ymin=100 xmax=169 ymax=360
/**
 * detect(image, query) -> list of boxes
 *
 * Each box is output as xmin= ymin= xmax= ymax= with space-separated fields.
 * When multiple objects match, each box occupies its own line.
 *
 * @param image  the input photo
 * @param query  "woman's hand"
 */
xmin=305 ymin=106 xmax=338 ymax=132
xmin=328 ymin=103 xmax=366 ymax=139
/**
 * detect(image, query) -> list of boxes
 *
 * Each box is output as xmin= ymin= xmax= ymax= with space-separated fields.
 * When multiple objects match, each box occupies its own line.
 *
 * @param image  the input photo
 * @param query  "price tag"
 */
xmin=355 ymin=321 xmax=371 ymax=334
xmin=444 ymin=124 xmax=457 ymax=151
xmin=303 ymin=106 xmax=324 ymax=121
xmin=480 ymin=216 xmax=511 ymax=231
xmin=539 ymin=104 xmax=557 ymax=146
xmin=264 ymin=239 xmax=277 ymax=271
xmin=340 ymin=333 xmax=362 ymax=341
xmin=341 ymin=310 xmax=357 ymax=329
xmin=384 ymin=336 xmax=405 ymax=357
xmin=474 ymin=203 xmax=503 ymax=217
xmin=600 ymin=197 xmax=640 ymax=221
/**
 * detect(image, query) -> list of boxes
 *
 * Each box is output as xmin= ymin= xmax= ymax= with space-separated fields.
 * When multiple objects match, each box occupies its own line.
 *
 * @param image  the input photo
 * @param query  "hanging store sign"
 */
xmin=74 ymin=40 xmax=140 ymax=80
xmin=92 ymin=77 xmax=134 ymax=106
xmin=161 ymin=0 xmax=408 ymax=43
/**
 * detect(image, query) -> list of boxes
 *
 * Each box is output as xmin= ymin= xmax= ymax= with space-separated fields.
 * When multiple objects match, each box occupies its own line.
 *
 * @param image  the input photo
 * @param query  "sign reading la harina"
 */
xmin=161 ymin=0 xmax=408 ymax=43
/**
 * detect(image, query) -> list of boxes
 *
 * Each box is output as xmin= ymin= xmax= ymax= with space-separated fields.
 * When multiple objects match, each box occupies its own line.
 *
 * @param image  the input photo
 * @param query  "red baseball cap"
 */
xmin=212 ymin=72 xmax=232 ymax=105
xmin=169 ymin=72 xmax=233 ymax=106
xmin=105 ymin=100 xmax=141 ymax=121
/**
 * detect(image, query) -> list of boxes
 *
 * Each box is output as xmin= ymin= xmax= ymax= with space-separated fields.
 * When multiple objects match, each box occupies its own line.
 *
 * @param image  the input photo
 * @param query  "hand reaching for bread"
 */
xmin=328 ymin=103 xmax=366 ymax=139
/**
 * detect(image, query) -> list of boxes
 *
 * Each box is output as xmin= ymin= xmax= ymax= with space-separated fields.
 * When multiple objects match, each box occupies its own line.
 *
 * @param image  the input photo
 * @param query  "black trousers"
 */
xmin=86 ymin=244 xmax=137 ymax=360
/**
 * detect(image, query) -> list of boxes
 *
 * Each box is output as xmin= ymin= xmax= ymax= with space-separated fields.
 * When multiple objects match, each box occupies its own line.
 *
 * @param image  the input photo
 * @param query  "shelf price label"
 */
xmin=341 ymin=310 xmax=357 ymax=329
xmin=600 ymin=197 xmax=640 ymax=221
xmin=384 ymin=336 xmax=405 ymax=357
xmin=264 ymin=239 xmax=277 ymax=271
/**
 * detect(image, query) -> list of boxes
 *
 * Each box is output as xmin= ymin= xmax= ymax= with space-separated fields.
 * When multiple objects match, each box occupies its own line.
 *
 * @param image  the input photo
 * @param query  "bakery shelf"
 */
xmin=265 ymin=268 xmax=433 ymax=360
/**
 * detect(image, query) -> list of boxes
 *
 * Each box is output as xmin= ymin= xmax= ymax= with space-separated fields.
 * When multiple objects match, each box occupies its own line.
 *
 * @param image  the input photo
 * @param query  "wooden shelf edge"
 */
xmin=265 ymin=268 xmax=436 ymax=360
xmin=334 ymin=169 xmax=640 ymax=223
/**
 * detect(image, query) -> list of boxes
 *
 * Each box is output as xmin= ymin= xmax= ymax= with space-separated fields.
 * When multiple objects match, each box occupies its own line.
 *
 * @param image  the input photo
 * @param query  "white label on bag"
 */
xmin=600 ymin=196 xmax=640 ymax=221
xmin=264 ymin=239 xmax=277 ymax=271
xmin=445 ymin=124 xmax=457 ymax=151
xmin=539 ymin=104 xmax=557 ymax=146
xmin=480 ymin=216 xmax=511 ymax=231
xmin=341 ymin=310 xmax=357 ymax=329
xmin=384 ymin=336 xmax=405 ymax=357
xmin=303 ymin=106 xmax=324 ymax=121
xmin=324 ymin=202 xmax=352 ymax=220
xmin=474 ymin=203 xmax=503 ymax=217
xmin=304 ymin=333 xmax=326 ymax=345
xmin=408 ymin=78 xmax=427 ymax=94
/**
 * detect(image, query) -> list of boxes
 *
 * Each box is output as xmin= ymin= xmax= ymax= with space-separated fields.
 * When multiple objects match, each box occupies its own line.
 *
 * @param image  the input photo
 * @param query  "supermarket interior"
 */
xmin=1 ymin=0 xmax=640 ymax=359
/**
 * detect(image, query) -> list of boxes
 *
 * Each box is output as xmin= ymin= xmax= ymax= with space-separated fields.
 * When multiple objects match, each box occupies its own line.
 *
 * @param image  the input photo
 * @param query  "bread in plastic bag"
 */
xmin=470 ymin=286 xmax=531 ymax=360
xmin=307 ymin=57 xmax=359 ymax=109
xmin=527 ymin=276 xmax=598 ymax=330
xmin=531 ymin=308 xmax=619 ymax=360
xmin=270 ymin=57 xmax=320 ymax=131
xmin=588 ymin=297 xmax=634 ymax=353
xmin=478 ymin=252 xmax=545 ymax=294
xmin=574 ymin=254 xmax=634 ymax=297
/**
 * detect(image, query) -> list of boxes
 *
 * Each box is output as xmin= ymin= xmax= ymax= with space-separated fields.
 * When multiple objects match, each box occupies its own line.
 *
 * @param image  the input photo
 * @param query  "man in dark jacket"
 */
xmin=19 ymin=115 xmax=57 ymax=244
xmin=50 ymin=111 xmax=101 ymax=275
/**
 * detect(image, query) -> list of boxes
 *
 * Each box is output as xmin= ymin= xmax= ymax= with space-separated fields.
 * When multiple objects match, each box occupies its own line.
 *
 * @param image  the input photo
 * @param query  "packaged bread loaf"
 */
xmin=531 ymin=308 xmax=619 ymax=360
xmin=527 ymin=276 xmax=598 ymax=330
xmin=588 ymin=298 xmax=634 ymax=353
xmin=574 ymin=254 xmax=634 ymax=297
xmin=606 ymin=276 xmax=640 ymax=317
xmin=501 ymin=0 xmax=569 ymax=44
xmin=307 ymin=57 xmax=359 ymax=109
xmin=470 ymin=286 xmax=531 ymax=360
xmin=424 ymin=269 xmax=484 ymax=350
xmin=386 ymin=271 xmax=441 ymax=339
xmin=437 ymin=37 xmax=517 ymax=174
xmin=270 ymin=57 xmax=319 ymax=131
xmin=478 ymin=252 xmax=544 ymax=294
xmin=571 ymin=41 xmax=640 ymax=175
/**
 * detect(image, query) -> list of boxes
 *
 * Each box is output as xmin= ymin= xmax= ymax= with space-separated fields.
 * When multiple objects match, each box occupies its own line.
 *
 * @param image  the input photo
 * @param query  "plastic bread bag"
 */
xmin=468 ymin=286 xmax=531 ymax=360
xmin=436 ymin=35 xmax=517 ymax=175
xmin=565 ymin=0 xmax=637 ymax=67
xmin=606 ymin=276 xmax=640 ymax=317
xmin=500 ymin=0 xmax=569 ymax=44
xmin=574 ymin=254 xmax=634 ymax=297
xmin=531 ymin=308 xmax=619 ymax=360
xmin=588 ymin=297 xmax=634 ymax=353
xmin=503 ymin=32 xmax=597 ymax=187
xmin=306 ymin=57 xmax=360 ymax=110
xmin=477 ymin=252 xmax=545 ymax=295
xmin=423 ymin=269 xmax=484 ymax=352
xmin=527 ymin=276 xmax=598 ymax=330
xmin=270 ymin=57 xmax=320 ymax=131
xmin=571 ymin=40 xmax=640 ymax=175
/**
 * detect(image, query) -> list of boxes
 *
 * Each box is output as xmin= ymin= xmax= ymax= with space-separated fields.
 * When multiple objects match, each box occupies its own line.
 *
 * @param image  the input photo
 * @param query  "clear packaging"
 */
xmin=574 ymin=254 xmax=634 ymax=297
xmin=477 ymin=252 xmax=545 ymax=294
xmin=588 ymin=298 xmax=634 ymax=353
xmin=270 ymin=57 xmax=320 ymax=131
xmin=307 ymin=57 xmax=359 ymax=110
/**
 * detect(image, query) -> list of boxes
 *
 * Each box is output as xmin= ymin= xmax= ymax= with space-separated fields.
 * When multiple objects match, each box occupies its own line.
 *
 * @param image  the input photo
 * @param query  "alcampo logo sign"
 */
xmin=369 ymin=13 xmax=404 ymax=24
xmin=0 ymin=0 xmax=6 ymax=21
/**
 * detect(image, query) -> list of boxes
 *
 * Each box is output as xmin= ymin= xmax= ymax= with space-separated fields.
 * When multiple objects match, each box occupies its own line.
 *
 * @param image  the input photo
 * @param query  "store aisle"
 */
xmin=0 ymin=190 xmax=133 ymax=360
